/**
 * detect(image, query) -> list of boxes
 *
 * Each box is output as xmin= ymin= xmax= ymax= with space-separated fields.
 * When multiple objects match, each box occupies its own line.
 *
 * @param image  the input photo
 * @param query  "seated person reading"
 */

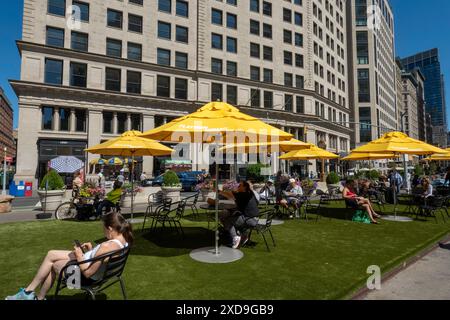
xmin=342 ymin=180 xmax=380 ymax=224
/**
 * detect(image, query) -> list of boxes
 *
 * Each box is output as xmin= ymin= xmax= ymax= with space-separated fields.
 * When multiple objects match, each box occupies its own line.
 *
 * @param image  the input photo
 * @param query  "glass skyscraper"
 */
xmin=401 ymin=49 xmax=447 ymax=146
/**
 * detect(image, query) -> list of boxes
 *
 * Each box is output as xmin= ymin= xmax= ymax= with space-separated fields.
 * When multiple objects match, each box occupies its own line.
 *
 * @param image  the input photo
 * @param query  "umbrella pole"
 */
xmin=131 ymin=154 xmax=135 ymax=221
xmin=215 ymin=161 xmax=219 ymax=255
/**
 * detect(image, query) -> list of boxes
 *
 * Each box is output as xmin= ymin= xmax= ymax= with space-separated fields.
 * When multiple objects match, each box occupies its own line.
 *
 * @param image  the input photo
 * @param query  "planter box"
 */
xmin=162 ymin=186 xmax=182 ymax=203
xmin=37 ymin=189 xmax=65 ymax=213
xmin=120 ymin=195 xmax=132 ymax=208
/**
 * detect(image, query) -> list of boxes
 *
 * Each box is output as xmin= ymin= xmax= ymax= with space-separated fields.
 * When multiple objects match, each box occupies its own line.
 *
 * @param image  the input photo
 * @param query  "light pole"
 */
xmin=400 ymin=111 xmax=409 ymax=192
xmin=2 ymin=147 xmax=7 ymax=195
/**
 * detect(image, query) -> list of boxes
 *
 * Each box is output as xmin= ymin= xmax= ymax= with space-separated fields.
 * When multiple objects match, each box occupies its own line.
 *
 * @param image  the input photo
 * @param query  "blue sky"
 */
xmin=1 ymin=0 xmax=450 ymax=129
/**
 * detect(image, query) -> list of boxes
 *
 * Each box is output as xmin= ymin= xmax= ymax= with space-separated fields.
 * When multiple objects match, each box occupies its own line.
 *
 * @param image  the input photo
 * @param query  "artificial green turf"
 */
xmin=0 ymin=202 xmax=449 ymax=300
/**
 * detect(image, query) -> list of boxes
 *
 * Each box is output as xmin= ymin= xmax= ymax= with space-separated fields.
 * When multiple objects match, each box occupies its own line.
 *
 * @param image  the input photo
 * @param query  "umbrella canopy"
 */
xmin=341 ymin=152 xmax=398 ymax=161
xmin=279 ymin=145 xmax=339 ymax=160
xmin=140 ymin=102 xmax=293 ymax=143
xmin=107 ymin=157 xmax=124 ymax=166
xmin=49 ymin=156 xmax=84 ymax=173
xmin=89 ymin=158 xmax=106 ymax=165
xmin=86 ymin=131 xmax=174 ymax=157
xmin=351 ymin=132 xmax=446 ymax=155
xmin=219 ymin=138 xmax=310 ymax=154
xmin=425 ymin=148 xmax=450 ymax=161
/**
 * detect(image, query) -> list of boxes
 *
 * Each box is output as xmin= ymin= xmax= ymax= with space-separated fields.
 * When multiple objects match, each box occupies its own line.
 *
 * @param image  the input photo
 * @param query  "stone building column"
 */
xmin=53 ymin=107 xmax=60 ymax=131
xmin=113 ymin=112 xmax=118 ymax=134
xmin=127 ymin=114 xmax=131 ymax=132
xmin=70 ymin=109 xmax=76 ymax=132
xmin=87 ymin=110 xmax=102 ymax=176
xmin=142 ymin=115 xmax=155 ymax=177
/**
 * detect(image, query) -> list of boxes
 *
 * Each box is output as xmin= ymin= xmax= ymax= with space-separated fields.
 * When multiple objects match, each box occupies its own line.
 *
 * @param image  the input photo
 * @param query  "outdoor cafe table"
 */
xmin=199 ymin=200 xmax=236 ymax=229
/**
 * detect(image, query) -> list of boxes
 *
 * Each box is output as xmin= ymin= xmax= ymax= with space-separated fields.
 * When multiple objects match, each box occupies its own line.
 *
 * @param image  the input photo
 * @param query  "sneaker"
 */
xmin=5 ymin=288 xmax=36 ymax=300
xmin=232 ymin=236 xmax=241 ymax=249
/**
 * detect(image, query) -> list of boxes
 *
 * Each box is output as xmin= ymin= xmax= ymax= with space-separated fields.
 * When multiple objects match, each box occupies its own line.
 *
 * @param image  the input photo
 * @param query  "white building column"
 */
xmin=113 ymin=112 xmax=117 ymax=134
xmin=53 ymin=107 xmax=60 ymax=131
xmin=70 ymin=109 xmax=76 ymax=132
xmin=127 ymin=114 xmax=131 ymax=131
xmin=142 ymin=114 xmax=155 ymax=177
xmin=87 ymin=110 xmax=103 ymax=176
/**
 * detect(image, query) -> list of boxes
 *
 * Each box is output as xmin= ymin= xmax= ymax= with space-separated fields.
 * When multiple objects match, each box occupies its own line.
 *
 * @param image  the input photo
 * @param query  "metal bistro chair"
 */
xmin=55 ymin=246 xmax=131 ymax=300
xmin=418 ymin=196 xmax=449 ymax=223
xmin=243 ymin=209 xmax=277 ymax=252
xmin=303 ymin=189 xmax=329 ymax=221
xmin=153 ymin=199 xmax=188 ymax=237
xmin=184 ymin=192 xmax=200 ymax=219
xmin=141 ymin=197 xmax=172 ymax=232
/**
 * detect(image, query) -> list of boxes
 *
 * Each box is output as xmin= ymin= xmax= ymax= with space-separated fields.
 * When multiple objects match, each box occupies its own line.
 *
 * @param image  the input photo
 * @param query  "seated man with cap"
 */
xmin=259 ymin=179 xmax=276 ymax=204
xmin=280 ymin=178 xmax=303 ymax=218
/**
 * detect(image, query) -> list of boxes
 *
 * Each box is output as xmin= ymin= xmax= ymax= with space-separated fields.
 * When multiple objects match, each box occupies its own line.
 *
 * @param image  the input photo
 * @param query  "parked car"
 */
xmin=151 ymin=171 xmax=203 ymax=191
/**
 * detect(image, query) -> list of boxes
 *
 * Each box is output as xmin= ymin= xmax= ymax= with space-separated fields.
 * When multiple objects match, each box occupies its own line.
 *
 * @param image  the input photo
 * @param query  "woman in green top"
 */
xmin=96 ymin=180 xmax=123 ymax=217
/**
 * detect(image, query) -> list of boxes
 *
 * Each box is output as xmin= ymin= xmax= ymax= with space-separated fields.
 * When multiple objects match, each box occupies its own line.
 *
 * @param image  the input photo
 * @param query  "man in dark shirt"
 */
xmin=220 ymin=181 xmax=259 ymax=249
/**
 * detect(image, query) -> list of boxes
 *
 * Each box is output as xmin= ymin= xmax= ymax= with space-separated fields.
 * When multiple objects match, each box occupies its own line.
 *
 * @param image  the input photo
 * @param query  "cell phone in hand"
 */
xmin=74 ymin=240 xmax=85 ymax=253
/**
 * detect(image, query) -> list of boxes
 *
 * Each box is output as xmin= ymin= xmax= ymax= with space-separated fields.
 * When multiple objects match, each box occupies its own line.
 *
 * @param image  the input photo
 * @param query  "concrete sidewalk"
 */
xmin=361 ymin=241 xmax=450 ymax=300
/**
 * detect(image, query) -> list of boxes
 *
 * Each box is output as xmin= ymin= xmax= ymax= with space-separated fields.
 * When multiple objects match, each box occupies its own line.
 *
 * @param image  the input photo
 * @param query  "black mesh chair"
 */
xmin=154 ymin=199 xmax=187 ymax=236
xmin=184 ymin=192 xmax=200 ymax=219
xmin=55 ymin=246 xmax=131 ymax=300
xmin=419 ymin=196 xmax=448 ymax=223
xmin=142 ymin=197 xmax=172 ymax=232
xmin=243 ymin=209 xmax=276 ymax=252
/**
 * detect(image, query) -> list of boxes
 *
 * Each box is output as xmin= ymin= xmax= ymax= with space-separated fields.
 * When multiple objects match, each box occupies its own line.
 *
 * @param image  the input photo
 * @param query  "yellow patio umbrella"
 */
xmin=141 ymin=101 xmax=293 ymax=262
xmin=219 ymin=138 xmax=310 ymax=153
xmin=341 ymin=152 xmax=398 ymax=161
xmin=279 ymin=145 xmax=339 ymax=160
xmin=86 ymin=131 xmax=174 ymax=221
xmin=425 ymin=148 xmax=450 ymax=161
xmin=351 ymin=132 xmax=446 ymax=155
xmin=107 ymin=157 xmax=124 ymax=166
xmin=89 ymin=158 xmax=107 ymax=165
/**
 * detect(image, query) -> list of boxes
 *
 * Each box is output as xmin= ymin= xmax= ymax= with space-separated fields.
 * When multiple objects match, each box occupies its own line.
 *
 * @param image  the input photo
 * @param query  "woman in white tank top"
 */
xmin=5 ymin=212 xmax=133 ymax=301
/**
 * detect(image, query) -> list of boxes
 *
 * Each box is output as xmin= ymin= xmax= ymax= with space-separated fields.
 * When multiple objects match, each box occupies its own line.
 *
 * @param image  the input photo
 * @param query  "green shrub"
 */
xmin=367 ymin=170 xmax=380 ymax=181
xmin=40 ymin=169 xmax=65 ymax=190
xmin=163 ymin=170 xmax=181 ymax=187
xmin=414 ymin=164 xmax=424 ymax=176
xmin=246 ymin=163 xmax=267 ymax=183
xmin=326 ymin=172 xmax=340 ymax=185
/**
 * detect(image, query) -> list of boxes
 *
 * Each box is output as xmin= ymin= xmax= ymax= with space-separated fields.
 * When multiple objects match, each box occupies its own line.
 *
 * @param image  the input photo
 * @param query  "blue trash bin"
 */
xmin=16 ymin=181 xmax=25 ymax=197
xmin=9 ymin=180 xmax=17 ymax=196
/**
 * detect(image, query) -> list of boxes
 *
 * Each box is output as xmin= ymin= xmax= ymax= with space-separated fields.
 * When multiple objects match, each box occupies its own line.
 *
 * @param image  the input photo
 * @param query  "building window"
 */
xmin=42 ymin=107 xmax=54 ymax=130
xmin=284 ymin=51 xmax=293 ymax=65
xmin=250 ymin=43 xmax=260 ymax=58
xmin=159 ymin=0 xmax=172 ymax=13
xmin=157 ymin=75 xmax=171 ymax=97
xmin=106 ymin=38 xmax=122 ymax=58
xmin=355 ymin=0 xmax=368 ymax=26
xmin=283 ymin=8 xmax=292 ymax=23
xmin=359 ymin=106 xmax=371 ymax=142
xmin=70 ymin=62 xmax=87 ymax=88
xmin=72 ymin=1 xmax=89 ymax=22
xmin=285 ymin=95 xmax=293 ymax=112
xmin=211 ymin=9 xmax=223 ymax=25
xmin=103 ymin=112 xmax=113 ymax=134
xmin=45 ymin=59 xmax=63 ymax=85
xmin=176 ymin=0 xmax=189 ymax=17
xmin=294 ymin=12 xmax=303 ymax=26
xmin=284 ymin=73 xmax=293 ymax=87
xmin=107 ymin=9 xmax=123 ymax=29
xmin=250 ymin=66 xmax=260 ymax=81
xmin=227 ymin=13 xmax=237 ymax=29
xmin=175 ymin=25 xmax=188 ymax=43
xmin=175 ymin=78 xmax=188 ymax=99
xmin=295 ymin=75 xmax=304 ymax=88
xmin=283 ymin=30 xmax=292 ymax=44
xmin=264 ymin=91 xmax=273 ymax=109
xmin=211 ymin=58 xmax=223 ymax=74
xmin=128 ymin=14 xmax=143 ymax=33
xmin=295 ymin=54 xmax=304 ymax=68
xmin=295 ymin=33 xmax=303 ymax=47
xmin=48 ymin=0 xmax=66 ymax=16
xmin=211 ymin=83 xmax=223 ymax=102
xmin=263 ymin=46 xmax=272 ymax=61
xmin=263 ymin=24 xmax=272 ymax=38
xmin=296 ymin=96 xmax=305 ymax=113
xmin=211 ymin=33 xmax=223 ymax=49
xmin=127 ymin=71 xmax=141 ymax=94
xmin=127 ymin=42 xmax=142 ymax=61
xmin=250 ymin=0 xmax=259 ymax=12
xmin=75 ymin=109 xmax=86 ymax=132
xmin=117 ymin=113 xmax=127 ymax=134
xmin=131 ymin=114 xmax=141 ymax=131
xmin=158 ymin=21 xmax=171 ymax=39
xmin=250 ymin=89 xmax=261 ymax=107
xmin=105 ymin=68 xmax=121 ymax=92
xmin=227 ymin=85 xmax=237 ymax=105
xmin=46 ymin=27 xmax=65 ymax=47
xmin=262 ymin=1 xmax=272 ymax=16
xmin=227 ymin=37 xmax=237 ymax=53
xmin=71 ymin=31 xmax=88 ymax=52
xmin=250 ymin=20 xmax=260 ymax=35
xmin=175 ymin=52 xmax=188 ymax=69
xmin=263 ymin=69 xmax=273 ymax=83
xmin=356 ymin=31 xmax=369 ymax=64
xmin=157 ymin=48 xmax=171 ymax=66
xmin=358 ymin=69 xmax=370 ymax=102
xmin=227 ymin=61 xmax=237 ymax=76
xmin=59 ymin=108 xmax=71 ymax=131
xmin=130 ymin=0 xmax=143 ymax=5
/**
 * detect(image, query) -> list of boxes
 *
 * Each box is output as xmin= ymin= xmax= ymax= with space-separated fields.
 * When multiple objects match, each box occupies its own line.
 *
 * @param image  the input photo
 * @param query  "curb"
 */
xmin=351 ymin=232 xmax=450 ymax=300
